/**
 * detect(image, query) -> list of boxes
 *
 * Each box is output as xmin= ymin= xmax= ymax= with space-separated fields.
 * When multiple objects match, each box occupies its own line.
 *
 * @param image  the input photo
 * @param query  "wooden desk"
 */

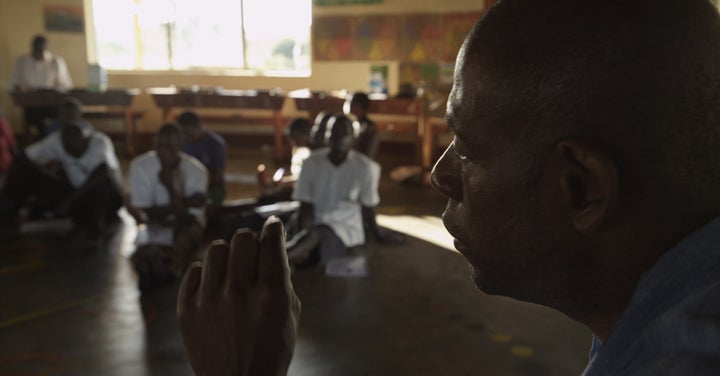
xmin=9 ymin=89 xmax=142 ymax=155
xmin=149 ymin=88 xmax=287 ymax=159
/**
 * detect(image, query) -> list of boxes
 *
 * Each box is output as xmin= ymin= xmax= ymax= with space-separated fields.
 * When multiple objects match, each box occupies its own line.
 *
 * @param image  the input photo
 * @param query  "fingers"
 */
xmin=177 ymin=261 xmax=202 ymax=317
xmin=200 ymin=240 xmax=229 ymax=299
xmin=258 ymin=216 xmax=291 ymax=287
xmin=227 ymin=228 xmax=259 ymax=288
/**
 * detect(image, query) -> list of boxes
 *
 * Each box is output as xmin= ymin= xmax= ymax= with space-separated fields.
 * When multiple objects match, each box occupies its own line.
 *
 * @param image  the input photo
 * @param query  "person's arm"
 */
xmin=178 ymin=217 xmax=301 ymax=376
xmin=359 ymin=160 xmax=404 ymax=243
xmin=147 ymin=168 xmax=203 ymax=225
xmin=365 ymin=125 xmax=380 ymax=160
xmin=54 ymin=56 xmax=72 ymax=91
xmin=128 ymin=166 xmax=196 ymax=225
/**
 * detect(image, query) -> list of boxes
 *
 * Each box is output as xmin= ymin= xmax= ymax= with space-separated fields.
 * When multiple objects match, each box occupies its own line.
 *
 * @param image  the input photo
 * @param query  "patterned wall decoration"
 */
xmin=313 ymin=12 xmax=483 ymax=62
xmin=352 ymin=16 xmax=400 ymax=60
xmin=440 ymin=13 xmax=483 ymax=62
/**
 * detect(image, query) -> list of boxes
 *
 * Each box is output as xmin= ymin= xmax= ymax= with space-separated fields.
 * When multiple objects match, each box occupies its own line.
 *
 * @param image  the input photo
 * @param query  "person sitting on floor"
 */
xmin=257 ymin=117 xmax=313 ymax=203
xmin=127 ymin=123 xmax=208 ymax=292
xmin=288 ymin=114 xmax=402 ymax=266
xmin=0 ymin=122 xmax=123 ymax=241
xmin=345 ymin=92 xmax=379 ymax=159
xmin=45 ymin=98 xmax=93 ymax=135
xmin=177 ymin=110 xmax=226 ymax=206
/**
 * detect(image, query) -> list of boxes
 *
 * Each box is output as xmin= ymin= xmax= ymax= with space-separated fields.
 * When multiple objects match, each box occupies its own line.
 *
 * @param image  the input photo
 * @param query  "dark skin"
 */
xmin=132 ymin=132 xmax=205 ymax=226
xmin=15 ymin=38 xmax=47 ymax=92
xmin=429 ymin=2 xmax=720 ymax=341
xmin=180 ymin=0 xmax=720 ymax=372
xmin=32 ymin=39 xmax=46 ymax=61
xmin=178 ymin=218 xmax=300 ymax=376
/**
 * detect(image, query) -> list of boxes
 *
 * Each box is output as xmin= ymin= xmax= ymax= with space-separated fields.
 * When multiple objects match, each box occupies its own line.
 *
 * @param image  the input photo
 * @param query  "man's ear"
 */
xmin=554 ymin=140 xmax=618 ymax=233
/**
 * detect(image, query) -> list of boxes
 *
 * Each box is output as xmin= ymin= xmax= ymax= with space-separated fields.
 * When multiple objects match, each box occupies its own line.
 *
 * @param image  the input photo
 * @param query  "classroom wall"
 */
xmin=0 ymin=0 xmax=89 ymax=130
xmin=0 ymin=0 xmax=487 ymax=133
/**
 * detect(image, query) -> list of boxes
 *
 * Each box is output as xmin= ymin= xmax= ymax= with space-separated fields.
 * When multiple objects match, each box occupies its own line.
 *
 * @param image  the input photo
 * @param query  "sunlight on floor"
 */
xmin=376 ymin=214 xmax=456 ymax=253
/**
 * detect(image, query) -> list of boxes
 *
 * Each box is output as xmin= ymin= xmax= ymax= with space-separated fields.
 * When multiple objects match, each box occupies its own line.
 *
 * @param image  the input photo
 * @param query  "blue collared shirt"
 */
xmin=583 ymin=217 xmax=720 ymax=375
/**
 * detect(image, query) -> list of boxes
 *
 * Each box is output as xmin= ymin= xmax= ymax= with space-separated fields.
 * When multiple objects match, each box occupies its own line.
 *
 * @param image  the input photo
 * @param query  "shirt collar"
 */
xmin=586 ymin=216 xmax=720 ymax=371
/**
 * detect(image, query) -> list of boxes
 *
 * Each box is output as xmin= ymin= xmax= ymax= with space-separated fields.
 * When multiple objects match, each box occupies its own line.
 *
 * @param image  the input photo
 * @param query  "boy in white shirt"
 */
xmin=290 ymin=114 xmax=403 ymax=265
xmin=128 ymin=124 xmax=208 ymax=292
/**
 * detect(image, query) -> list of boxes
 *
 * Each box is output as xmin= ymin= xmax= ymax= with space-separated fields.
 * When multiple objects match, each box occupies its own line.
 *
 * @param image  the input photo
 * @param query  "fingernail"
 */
xmin=234 ymin=228 xmax=255 ymax=238
xmin=210 ymin=239 xmax=227 ymax=247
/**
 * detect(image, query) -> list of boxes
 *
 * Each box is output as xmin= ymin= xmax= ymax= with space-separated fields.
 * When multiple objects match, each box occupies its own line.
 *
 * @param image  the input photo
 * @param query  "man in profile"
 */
xmin=176 ymin=0 xmax=720 ymax=375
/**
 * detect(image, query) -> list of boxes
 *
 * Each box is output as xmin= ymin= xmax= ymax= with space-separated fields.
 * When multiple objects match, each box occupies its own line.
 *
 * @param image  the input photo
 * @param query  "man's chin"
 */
xmin=469 ymin=265 xmax=492 ymax=294
xmin=469 ymin=265 xmax=513 ymax=298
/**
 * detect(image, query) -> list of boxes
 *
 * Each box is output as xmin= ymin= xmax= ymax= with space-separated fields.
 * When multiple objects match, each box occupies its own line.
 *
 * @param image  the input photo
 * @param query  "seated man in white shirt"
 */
xmin=0 ymin=122 xmax=123 ymax=240
xmin=289 ymin=114 xmax=402 ymax=267
xmin=12 ymin=34 xmax=73 ymax=137
xmin=128 ymin=123 xmax=208 ymax=292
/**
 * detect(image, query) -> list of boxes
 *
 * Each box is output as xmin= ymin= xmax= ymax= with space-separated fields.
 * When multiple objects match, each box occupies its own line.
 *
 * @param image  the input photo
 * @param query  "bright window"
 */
xmin=90 ymin=0 xmax=312 ymax=75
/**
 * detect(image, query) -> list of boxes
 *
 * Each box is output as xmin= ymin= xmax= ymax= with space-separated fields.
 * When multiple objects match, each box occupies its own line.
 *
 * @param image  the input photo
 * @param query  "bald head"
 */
xmin=431 ymin=0 xmax=720 ymax=336
xmin=461 ymin=0 xmax=720 ymax=209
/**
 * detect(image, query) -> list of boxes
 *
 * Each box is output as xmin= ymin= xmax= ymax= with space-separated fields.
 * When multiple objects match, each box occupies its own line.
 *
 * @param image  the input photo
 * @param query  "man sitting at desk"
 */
xmin=12 ymin=34 xmax=73 ymax=137
xmin=128 ymin=123 xmax=208 ymax=292
xmin=0 ymin=122 xmax=123 ymax=241
xmin=177 ymin=111 xmax=226 ymax=206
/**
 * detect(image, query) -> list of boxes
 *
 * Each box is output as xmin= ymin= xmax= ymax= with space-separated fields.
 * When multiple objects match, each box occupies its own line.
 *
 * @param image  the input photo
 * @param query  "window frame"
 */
xmin=85 ymin=0 xmax=312 ymax=77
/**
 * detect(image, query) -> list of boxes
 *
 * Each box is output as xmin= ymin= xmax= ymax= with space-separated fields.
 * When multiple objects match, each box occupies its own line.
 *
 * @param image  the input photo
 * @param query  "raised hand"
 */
xmin=178 ymin=217 xmax=301 ymax=376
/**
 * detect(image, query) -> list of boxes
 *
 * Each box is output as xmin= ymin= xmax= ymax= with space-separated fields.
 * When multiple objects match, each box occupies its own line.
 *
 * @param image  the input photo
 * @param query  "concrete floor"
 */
xmin=0 ymin=147 xmax=592 ymax=376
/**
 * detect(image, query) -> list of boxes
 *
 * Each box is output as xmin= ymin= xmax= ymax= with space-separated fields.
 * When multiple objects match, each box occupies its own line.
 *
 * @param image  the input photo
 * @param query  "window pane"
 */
xmin=135 ymin=0 xmax=174 ymax=69
xmin=243 ymin=0 xmax=311 ymax=73
xmin=172 ymin=0 xmax=245 ymax=69
xmin=92 ymin=0 xmax=311 ymax=74
xmin=92 ymin=0 xmax=136 ymax=69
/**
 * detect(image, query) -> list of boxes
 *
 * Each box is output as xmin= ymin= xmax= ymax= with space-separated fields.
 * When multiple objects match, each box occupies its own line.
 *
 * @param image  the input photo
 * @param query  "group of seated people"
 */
xmin=0 ymin=91 xmax=402 ymax=291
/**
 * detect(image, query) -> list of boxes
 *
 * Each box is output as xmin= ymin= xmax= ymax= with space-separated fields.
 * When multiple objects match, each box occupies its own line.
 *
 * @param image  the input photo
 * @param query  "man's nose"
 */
xmin=431 ymin=147 xmax=463 ymax=202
